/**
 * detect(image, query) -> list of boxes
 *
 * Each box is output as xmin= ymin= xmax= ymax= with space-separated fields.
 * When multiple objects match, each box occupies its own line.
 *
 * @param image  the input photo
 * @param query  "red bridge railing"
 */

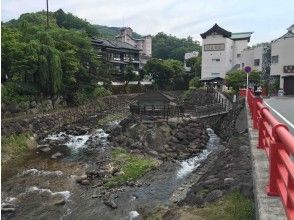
xmin=246 ymin=89 xmax=294 ymax=220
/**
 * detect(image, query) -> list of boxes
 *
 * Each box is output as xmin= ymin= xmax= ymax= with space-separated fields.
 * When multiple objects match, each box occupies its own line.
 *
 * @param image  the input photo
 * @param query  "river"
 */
xmin=1 ymin=119 xmax=220 ymax=220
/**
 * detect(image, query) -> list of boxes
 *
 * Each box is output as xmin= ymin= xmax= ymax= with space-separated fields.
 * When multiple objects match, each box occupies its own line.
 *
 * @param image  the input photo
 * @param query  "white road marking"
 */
xmin=264 ymin=101 xmax=294 ymax=129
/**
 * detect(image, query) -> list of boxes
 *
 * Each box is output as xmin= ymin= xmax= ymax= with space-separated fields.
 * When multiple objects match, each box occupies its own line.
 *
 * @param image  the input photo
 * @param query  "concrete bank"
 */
xmin=246 ymin=103 xmax=286 ymax=220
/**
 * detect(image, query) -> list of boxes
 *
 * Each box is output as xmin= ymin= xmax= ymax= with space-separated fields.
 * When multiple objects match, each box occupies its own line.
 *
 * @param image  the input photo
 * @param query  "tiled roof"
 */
xmin=200 ymin=24 xmax=232 ymax=39
xmin=91 ymin=38 xmax=140 ymax=51
xmin=231 ymin=32 xmax=253 ymax=40
xmin=272 ymin=28 xmax=294 ymax=43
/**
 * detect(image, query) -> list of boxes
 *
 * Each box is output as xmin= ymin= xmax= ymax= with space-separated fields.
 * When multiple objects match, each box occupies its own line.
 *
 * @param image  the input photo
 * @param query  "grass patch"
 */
xmin=147 ymin=190 xmax=254 ymax=220
xmin=190 ymin=190 xmax=254 ymax=220
xmin=1 ymin=133 xmax=36 ymax=166
xmin=105 ymin=148 xmax=158 ymax=188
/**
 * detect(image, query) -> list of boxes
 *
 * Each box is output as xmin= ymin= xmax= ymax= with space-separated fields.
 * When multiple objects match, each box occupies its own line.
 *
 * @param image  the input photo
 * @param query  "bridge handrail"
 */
xmin=246 ymin=89 xmax=294 ymax=220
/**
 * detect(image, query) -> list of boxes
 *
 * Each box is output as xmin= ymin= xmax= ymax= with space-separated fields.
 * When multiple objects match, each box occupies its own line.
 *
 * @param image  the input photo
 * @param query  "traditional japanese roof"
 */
xmin=200 ymin=24 xmax=253 ymax=41
xmin=91 ymin=38 xmax=140 ymax=51
xmin=272 ymin=25 xmax=294 ymax=43
xmin=231 ymin=32 xmax=253 ymax=41
xmin=200 ymin=24 xmax=232 ymax=39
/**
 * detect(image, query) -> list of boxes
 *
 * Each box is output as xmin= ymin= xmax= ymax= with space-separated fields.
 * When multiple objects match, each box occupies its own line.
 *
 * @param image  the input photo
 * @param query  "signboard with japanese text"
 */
xmin=283 ymin=65 xmax=294 ymax=73
xmin=204 ymin=44 xmax=225 ymax=51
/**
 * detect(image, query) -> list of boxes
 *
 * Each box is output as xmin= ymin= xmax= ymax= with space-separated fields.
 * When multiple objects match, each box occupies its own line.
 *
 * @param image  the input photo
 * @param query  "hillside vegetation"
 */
xmin=2 ymin=10 xmax=112 ymax=106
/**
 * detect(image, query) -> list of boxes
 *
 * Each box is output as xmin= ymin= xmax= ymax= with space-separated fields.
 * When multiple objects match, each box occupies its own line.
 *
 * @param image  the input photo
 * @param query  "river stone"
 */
xmin=80 ymin=179 xmax=90 ymax=185
xmin=205 ymin=190 xmax=223 ymax=203
xmin=149 ymin=150 xmax=158 ymax=157
xmin=1 ymin=204 xmax=15 ymax=212
xmin=37 ymin=144 xmax=51 ymax=153
xmin=51 ymin=152 xmax=62 ymax=159
xmin=53 ymin=198 xmax=66 ymax=206
xmin=75 ymin=175 xmax=88 ymax=183
xmin=104 ymin=199 xmax=117 ymax=209
xmin=201 ymin=178 xmax=219 ymax=187
xmin=224 ymin=178 xmax=235 ymax=186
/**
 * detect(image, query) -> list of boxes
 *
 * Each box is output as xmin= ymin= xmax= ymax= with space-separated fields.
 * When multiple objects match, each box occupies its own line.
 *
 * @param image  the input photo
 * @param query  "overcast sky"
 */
xmin=2 ymin=0 xmax=294 ymax=45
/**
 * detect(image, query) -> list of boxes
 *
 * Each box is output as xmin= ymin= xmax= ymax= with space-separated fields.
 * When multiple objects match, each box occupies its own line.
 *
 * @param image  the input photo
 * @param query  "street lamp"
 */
xmin=244 ymin=66 xmax=252 ymax=98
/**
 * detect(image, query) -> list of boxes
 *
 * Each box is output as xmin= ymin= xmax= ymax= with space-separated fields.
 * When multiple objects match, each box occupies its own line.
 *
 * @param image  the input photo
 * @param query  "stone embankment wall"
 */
xmin=1 ymin=94 xmax=136 ymax=137
xmin=200 ymin=98 xmax=245 ymax=140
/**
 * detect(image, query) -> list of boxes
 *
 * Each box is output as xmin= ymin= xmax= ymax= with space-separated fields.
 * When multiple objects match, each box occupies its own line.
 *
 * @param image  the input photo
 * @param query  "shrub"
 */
xmin=1 ymin=82 xmax=37 ymax=103
xmin=92 ymin=85 xmax=112 ymax=98
xmin=189 ymin=76 xmax=201 ymax=88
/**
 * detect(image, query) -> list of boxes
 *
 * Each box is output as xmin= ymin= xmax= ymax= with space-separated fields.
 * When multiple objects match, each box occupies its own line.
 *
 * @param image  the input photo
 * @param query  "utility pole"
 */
xmin=46 ymin=0 xmax=49 ymax=28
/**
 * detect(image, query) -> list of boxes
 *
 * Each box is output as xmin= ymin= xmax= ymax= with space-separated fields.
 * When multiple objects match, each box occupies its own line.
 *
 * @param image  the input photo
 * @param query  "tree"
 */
xmin=225 ymin=69 xmax=261 ymax=92
xmin=144 ymin=58 xmax=186 ymax=90
xmin=138 ymin=68 xmax=146 ymax=85
xmin=152 ymin=32 xmax=201 ymax=61
xmin=186 ymin=56 xmax=202 ymax=77
xmin=225 ymin=70 xmax=246 ymax=92
xmin=189 ymin=76 xmax=201 ymax=88
xmin=124 ymin=63 xmax=136 ymax=85
xmin=1 ymin=10 xmax=105 ymax=104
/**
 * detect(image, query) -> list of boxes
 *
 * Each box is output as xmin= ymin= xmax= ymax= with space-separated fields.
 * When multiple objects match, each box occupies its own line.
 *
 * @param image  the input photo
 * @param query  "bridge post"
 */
xmin=267 ymin=141 xmax=282 ymax=196
xmin=252 ymin=97 xmax=262 ymax=129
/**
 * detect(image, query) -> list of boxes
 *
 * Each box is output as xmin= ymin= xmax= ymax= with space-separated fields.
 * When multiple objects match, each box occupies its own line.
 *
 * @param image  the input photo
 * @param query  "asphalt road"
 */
xmin=263 ymin=96 xmax=294 ymax=134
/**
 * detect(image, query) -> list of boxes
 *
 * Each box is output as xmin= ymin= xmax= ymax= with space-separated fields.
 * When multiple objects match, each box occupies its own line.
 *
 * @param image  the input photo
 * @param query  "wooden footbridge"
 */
xmin=129 ymin=88 xmax=232 ymax=123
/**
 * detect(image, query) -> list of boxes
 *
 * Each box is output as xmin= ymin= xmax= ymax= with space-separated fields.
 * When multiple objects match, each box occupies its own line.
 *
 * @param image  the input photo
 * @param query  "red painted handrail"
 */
xmin=246 ymin=89 xmax=294 ymax=220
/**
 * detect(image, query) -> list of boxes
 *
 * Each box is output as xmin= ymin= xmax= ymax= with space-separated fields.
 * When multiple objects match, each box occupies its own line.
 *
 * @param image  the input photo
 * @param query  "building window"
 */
xmin=237 ymin=53 xmax=241 ymax=58
xmin=211 ymin=73 xmax=220 ymax=76
xmin=272 ymin=55 xmax=279 ymax=64
xmin=212 ymin=58 xmax=220 ymax=62
xmin=254 ymin=59 xmax=260 ymax=66
xmin=242 ymin=63 xmax=244 ymax=68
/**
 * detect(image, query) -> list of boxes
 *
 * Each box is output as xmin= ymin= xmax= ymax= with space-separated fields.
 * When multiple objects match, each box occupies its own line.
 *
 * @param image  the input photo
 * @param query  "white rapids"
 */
xmin=176 ymin=128 xmax=220 ymax=179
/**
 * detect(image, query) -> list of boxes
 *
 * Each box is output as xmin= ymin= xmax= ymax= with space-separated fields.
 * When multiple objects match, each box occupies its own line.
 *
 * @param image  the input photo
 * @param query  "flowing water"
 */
xmin=1 ymin=123 xmax=220 ymax=220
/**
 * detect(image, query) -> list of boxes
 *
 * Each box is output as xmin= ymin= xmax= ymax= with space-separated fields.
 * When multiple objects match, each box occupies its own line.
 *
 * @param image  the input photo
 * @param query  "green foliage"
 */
xmin=1 ymin=81 xmax=37 ymax=103
xmin=94 ymin=25 xmax=142 ymax=39
xmin=1 ymin=133 xmax=37 ymax=166
xmin=270 ymin=77 xmax=280 ymax=94
xmin=54 ymin=9 xmax=99 ymax=37
xmin=144 ymin=58 xmax=186 ymax=90
xmin=249 ymin=70 xmax=262 ymax=85
xmin=225 ymin=70 xmax=246 ymax=92
xmin=2 ymin=10 xmax=109 ymax=105
xmin=189 ymin=76 xmax=201 ymax=88
xmin=226 ymin=69 xmax=262 ymax=92
xmin=186 ymin=56 xmax=202 ymax=77
xmin=106 ymin=148 xmax=158 ymax=188
xmin=124 ymin=63 xmax=137 ymax=85
xmin=92 ymin=85 xmax=112 ymax=97
xmin=152 ymin=33 xmax=201 ymax=61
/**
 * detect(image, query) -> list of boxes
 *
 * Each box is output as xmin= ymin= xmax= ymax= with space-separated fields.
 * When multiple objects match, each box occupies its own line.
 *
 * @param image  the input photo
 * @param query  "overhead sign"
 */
xmin=284 ymin=65 xmax=294 ymax=73
xmin=204 ymin=44 xmax=225 ymax=51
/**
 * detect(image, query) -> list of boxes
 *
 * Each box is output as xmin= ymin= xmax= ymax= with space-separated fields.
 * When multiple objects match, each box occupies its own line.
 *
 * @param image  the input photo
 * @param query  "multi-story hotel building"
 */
xmin=200 ymin=24 xmax=253 ymax=81
xmin=270 ymin=25 xmax=294 ymax=95
xmin=115 ymin=27 xmax=152 ymax=68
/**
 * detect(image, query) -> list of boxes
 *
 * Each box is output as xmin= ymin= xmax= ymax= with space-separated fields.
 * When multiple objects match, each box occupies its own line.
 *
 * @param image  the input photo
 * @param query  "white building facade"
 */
xmin=270 ymin=25 xmax=294 ymax=95
xmin=200 ymin=24 xmax=253 ymax=81
xmin=184 ymin=51 xmax=199 ymax=71
xmin=116 ymin=27 xmax=152 ymax=68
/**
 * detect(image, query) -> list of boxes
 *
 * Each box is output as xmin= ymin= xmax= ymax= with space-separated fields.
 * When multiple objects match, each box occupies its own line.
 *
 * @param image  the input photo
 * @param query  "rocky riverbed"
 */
xmin=1 ymin=99 xmax=253 ymax=220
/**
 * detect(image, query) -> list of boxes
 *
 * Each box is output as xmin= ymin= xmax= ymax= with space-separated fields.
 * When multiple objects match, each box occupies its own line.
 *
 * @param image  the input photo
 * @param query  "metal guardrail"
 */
xmin=247 ymin=89 xmax=294 ymax=220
